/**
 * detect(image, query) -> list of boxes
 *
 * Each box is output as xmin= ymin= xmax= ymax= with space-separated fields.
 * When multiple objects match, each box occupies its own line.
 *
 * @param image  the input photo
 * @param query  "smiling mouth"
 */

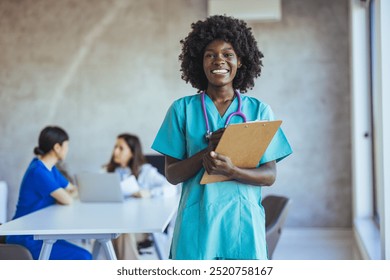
xmin=211 ymin=69 xmax=229 ymax=74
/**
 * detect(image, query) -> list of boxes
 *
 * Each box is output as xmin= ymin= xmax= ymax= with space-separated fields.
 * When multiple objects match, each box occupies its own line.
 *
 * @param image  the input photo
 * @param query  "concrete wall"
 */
xmin=0 ymin=0 xmax=351 ymax=227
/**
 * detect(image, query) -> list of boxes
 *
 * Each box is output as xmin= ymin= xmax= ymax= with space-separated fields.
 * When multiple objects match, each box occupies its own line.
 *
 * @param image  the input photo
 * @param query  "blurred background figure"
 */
xmin=103 ymin=133 xmax=176 ymax=259
xmin=6 ymin=126 xmax=92 ymax=260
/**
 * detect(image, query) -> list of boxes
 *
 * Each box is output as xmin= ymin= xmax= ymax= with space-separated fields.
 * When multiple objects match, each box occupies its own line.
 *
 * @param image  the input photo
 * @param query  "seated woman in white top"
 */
xmin=103 ymin=133 xmax=175 ymax=259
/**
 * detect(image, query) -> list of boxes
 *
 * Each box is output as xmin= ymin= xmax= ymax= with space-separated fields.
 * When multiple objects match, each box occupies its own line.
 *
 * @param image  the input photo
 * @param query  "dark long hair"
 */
xmin=33 ymin=126 xmax=69 ymax=156
xmin=105 ymin=133 xmax=146 ymax=178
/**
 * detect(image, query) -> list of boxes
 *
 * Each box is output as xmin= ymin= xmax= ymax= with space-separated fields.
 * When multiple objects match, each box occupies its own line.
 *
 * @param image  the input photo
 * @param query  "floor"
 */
xmin=271 ymin=227 xmax=361 ymax=260
xmin=89 ymin=227 xmax=362 ymax=260
xmin=138 ymin=227 xmax=362 ymax=260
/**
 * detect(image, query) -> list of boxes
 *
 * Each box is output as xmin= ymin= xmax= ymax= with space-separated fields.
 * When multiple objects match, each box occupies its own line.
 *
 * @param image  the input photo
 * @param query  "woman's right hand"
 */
xmin=164 ymin=128 xmax=226 ymax=185
xmin=207 ymin=127 xmax=225 ymax=151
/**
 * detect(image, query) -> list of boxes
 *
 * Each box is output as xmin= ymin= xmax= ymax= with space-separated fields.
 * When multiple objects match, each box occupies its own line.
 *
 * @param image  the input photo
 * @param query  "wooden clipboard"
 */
xmin=200 ymin=120 xmax=282 ymax=184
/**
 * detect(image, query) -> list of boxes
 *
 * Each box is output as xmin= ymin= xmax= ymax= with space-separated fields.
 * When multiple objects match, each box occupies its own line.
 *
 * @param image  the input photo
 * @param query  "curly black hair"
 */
xmin=179 ymin=15 xmax=264 ymax=93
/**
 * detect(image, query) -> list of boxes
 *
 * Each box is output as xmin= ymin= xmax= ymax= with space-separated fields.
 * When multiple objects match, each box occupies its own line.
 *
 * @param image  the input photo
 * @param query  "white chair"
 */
xmin=0 ymin=181 xmax=8 ymax=224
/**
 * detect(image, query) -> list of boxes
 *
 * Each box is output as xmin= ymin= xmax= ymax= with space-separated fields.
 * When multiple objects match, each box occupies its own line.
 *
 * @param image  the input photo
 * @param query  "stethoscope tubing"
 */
xmin=201 ymin=90 xmax=247 ymax=139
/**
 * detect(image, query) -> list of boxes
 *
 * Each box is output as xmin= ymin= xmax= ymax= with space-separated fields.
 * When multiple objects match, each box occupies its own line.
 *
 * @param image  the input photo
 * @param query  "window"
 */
xmin=368 ymin=0 xmax=379 ymax=226
xmin=350 ymin=0 xmax=389 ymax=260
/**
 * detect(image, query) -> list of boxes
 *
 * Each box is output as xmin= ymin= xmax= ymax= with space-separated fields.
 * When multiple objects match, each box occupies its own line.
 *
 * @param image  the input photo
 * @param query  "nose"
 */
xmin=213 ymin=54 xmax=226 ymax=65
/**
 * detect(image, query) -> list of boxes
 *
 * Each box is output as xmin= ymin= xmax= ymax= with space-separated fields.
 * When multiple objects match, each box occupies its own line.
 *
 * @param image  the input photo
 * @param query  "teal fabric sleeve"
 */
xmin=259 ymin=105 xmax=293 ymax=165
xmin=152 ymin=101 xmax=187 ymax=160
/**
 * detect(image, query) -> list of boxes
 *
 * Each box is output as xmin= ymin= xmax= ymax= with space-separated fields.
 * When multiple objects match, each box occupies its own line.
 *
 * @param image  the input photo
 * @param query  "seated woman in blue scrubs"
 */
xmin=152 ymin=15 xmax=293 ymax=260
xmin=6 ymin=126 xmax=92 ymax=260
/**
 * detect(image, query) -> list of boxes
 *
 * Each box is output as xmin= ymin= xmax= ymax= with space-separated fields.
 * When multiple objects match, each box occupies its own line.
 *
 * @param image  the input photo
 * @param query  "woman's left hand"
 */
xmin=203 ymin=151 xmax=235 ymax=179
xmin=66 ymin=183 xmax=79 ymax=198
xmin=132 ymin=189 xmax=151 ymax=198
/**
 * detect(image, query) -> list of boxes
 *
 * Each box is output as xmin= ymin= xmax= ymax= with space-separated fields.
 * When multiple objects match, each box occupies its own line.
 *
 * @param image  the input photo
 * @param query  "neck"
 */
xmin=40 ymin=152 xmax=58 ymax=170
xmin=206 ymin=88 xmax=236 ymax=104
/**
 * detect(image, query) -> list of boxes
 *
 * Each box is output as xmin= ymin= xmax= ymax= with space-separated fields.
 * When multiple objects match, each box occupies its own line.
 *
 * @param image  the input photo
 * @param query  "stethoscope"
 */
xmin=201 ymin=90 xmax=247 ymax=139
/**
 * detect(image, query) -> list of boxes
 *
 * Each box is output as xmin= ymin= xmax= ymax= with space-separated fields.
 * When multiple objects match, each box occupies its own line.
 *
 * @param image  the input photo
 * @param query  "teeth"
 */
xmin=212 ymin=69 xmax=229 ymax=74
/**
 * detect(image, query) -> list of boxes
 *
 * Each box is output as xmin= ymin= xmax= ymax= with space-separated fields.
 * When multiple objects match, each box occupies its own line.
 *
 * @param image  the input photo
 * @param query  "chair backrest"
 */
xmin=145 ymin=154 xmax=165 ymax=176
xmin=0 ymin=223 xmax=33 ymax=260
xmin=262 ymin=195 xmax=291 ymax=259
xmin=0 ymin=244 xmax=33 ymax=260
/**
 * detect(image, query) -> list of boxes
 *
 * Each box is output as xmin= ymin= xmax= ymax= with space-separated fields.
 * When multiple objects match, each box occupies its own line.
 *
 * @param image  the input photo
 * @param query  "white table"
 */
xmin=0 ymin=195 xmax=179 ymax=260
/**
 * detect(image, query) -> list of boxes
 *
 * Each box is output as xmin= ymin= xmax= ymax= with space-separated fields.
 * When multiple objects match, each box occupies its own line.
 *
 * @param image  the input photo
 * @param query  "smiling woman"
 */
xmin=151 ymin=15 xmax=292 ymax=260
xmin=179 ymin=15 xmax=263 ymax=93
xmin=203 ymin=39 xmax=241 ymax=91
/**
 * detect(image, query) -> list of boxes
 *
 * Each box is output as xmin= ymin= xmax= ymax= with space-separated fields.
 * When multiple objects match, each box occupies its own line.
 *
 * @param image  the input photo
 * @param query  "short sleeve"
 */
xmin=259 ymin=105 xmax=293 ymax=165
xmin=32 ymin=166 xmax=68 ymax=197
xmin=137 ymin=164 xmax=173 ymax=197
xmin=152 ymin=101 xmax=187 ymax=160
xmin=52 ymin=166 xmax=69 ymax=188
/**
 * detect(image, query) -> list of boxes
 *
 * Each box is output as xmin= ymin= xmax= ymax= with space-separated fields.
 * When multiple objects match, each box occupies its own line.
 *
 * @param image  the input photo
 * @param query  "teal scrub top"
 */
xmin=152 ymin=93 xmax=292 ymax=260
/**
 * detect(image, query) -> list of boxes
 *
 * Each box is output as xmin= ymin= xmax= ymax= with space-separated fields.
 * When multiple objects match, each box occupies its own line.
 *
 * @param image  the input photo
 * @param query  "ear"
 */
xmin=53 ymin=143 xmax=61 ymax=153
xmin=238 ymin=58 xmax=242 ymax=68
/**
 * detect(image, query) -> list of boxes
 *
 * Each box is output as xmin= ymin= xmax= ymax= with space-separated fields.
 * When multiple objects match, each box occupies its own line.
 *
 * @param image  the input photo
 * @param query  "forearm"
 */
xmin=203 ymin=151 xmax=277 ymax=187
xmin=65 ymin=183 xmax=79 ymax=198
xmin=165 ymin=149 xmax=209 ymax=185
xmin=229 ymin=162 xmax=276 ymax=187
xmin=51 ymin=187 xmax=74 ymax=205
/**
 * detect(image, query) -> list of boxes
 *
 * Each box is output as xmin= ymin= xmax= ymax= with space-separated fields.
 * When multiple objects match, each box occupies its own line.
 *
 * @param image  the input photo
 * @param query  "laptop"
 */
xmin=75 ymin=172 xmax=124 ymax=203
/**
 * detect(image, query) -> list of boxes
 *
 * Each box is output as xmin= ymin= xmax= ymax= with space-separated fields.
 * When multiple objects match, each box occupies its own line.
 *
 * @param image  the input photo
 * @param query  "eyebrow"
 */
xmin=204 ymin=47 xmax=234 ymax=52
